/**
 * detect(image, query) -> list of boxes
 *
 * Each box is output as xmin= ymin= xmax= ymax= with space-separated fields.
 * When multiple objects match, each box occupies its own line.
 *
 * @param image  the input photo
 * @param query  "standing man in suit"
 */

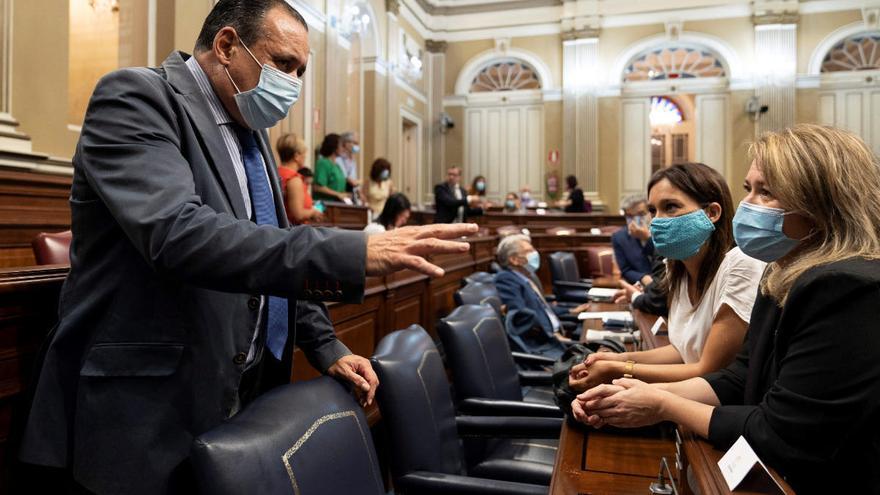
xmin=611 ymin=195 xmax=655 ymax=285
xmin=17 ymin=2 xmax=476 ymax=493
xmin=434 ymin=166 xmax=483 ymax=223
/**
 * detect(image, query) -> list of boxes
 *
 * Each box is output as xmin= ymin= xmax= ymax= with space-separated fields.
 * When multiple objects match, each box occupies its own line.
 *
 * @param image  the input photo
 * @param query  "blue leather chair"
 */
xmin=438 ymin=304 xmax=560 ymax=415
xmin=454 ymin=282 xmax=505 ymax=320
xmin=190 ymin=377 xmax=384 ymax=495
xmin=463 ymin=271 xmax=496 ymax=287
xmin=372 ymin=326 xmax=561 ymax=493
xmin=548 ymin=252 xmax=592 ymax=303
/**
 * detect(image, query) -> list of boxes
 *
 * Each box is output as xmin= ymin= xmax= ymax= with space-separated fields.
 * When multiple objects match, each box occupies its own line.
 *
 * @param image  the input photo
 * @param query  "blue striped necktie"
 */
xmin=233 ymin=125 xmax=289 ymax=360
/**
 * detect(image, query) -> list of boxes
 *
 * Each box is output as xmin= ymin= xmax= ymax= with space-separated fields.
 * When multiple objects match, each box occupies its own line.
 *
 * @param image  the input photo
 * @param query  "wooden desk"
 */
xmin=550 ymin=423 xmax=678 ymax=495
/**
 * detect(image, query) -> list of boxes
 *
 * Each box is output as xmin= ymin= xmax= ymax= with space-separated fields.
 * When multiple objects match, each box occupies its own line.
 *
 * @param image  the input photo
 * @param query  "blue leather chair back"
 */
xmin=438 ymin=304 xmax=522 ymax=403
xmin=549 ymin=251 xmax=580 ymax=283
xmin=463 ymin=271 xmax=495 ymax=286
xmin=191 ymin=377 xmax=384 ymax=495
xmin=454 ymin=282 xmax=504 ymax=320
xmin=371 ymin=326 xmax=464 ymax=480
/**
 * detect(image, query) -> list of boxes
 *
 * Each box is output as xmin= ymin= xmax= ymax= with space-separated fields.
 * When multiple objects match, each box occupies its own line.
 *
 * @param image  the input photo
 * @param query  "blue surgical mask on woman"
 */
xmin=526 ymin=251 xmax=541 ymax=272
xmin=379 ymin=169 xmax=390 ymax=181
xmin=476 ymin=181 xmax=486 ymax=192
xmin=732 ymin=201 xmax=800 ymax=262
xmin=505 ymin=200 xmax=516 ymax=210
xmin=650 ymin=209 xmax=715 ymax=260
xmin=225 ymin=39 xmax=302 ymax=130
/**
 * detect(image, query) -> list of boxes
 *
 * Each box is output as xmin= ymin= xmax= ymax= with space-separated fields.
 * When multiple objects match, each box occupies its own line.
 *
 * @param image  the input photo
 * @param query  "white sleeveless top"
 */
xmin=667 ymin=247 xmax=766 ymax=364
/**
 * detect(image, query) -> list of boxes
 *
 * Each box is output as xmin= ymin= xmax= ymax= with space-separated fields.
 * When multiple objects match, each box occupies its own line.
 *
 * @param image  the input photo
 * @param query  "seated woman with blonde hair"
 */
xmin=572 ymin=124 xmax=880 ymax=494
xmin=568 ymin=162 xmax=765 ymax=392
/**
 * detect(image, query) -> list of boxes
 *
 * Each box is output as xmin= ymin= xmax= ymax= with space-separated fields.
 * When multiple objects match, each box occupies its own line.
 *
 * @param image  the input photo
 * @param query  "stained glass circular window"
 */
xmin=624 ymin=46 xmax=726 ymax=83
xmin=821 ymin=32 xmax=880 ymax=72
xmin=470 ymin=59 xmax=542 ymax=93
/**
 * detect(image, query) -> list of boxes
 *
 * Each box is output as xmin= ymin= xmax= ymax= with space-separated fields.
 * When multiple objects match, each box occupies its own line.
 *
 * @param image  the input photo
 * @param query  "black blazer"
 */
xmin=564 ymin=188 xmax=591 ymax=213
xmin=433 ymin=182 xmax=482 ymax=223
xmin=704 ymin=258 xmax=880 ymax=494
xmin=18 ymin=52 xmax=366 ymax=494
xmin=631 ymin=255 xmax=668 ymax=317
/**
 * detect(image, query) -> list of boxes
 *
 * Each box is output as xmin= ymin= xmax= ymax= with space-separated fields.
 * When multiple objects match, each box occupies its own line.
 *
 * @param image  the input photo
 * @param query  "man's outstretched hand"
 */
xmin=366 ymin=224 xmax=479 ymax=278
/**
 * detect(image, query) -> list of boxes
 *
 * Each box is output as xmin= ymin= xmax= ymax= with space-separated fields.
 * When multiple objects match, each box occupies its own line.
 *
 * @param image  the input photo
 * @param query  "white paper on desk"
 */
xmin=587 ymin=287 xmax=617 ymax=299
xmin=718 ymin=436 xmax=786 ymax=492
xmin=651 ymin=317 xmax=666 ymax=335
xmin=578 ymin=311 xmax=632 ymax=321
xmin=585 ymin=329 xmax=634 ymax=343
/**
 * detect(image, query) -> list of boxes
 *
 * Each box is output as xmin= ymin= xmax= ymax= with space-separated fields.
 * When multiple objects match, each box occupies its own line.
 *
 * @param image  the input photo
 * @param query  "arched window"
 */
xmin=650 ymin=96 xmax=683 ymax=126
xmin=469 ymin=59 xmax=542 ymax=92
xmin=623 ymin=45 xmax=726 ymax=83
xmin=821 ymin=31 xmax=880 ymax=72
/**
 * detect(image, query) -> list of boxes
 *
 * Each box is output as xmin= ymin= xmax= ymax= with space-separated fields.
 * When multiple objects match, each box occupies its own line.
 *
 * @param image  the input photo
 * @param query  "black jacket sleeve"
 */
xmin=294 ymin=301 xmax=352 ymax=372
xmin=631 ymin=256 xmax=669 ymax=317
xmin=706 ymin=268 xmax=880 ymax=479
xmin=77 ymin=68 xmax=366 ymax=301
xmin=434 ymin=183 xmax=468 ymax=209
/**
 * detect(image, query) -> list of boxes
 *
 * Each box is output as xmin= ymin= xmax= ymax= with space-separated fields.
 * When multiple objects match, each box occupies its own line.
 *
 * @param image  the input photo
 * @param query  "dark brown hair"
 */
xmin=369 ymin=158 xmax=392 ymax=182
xmin=647 ymin=162 xmax=734 ymax=307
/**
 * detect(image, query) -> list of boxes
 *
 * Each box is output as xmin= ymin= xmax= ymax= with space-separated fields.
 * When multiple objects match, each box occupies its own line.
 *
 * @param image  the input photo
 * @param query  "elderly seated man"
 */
xmin=494 ymin=234 xmax=590 ymax=358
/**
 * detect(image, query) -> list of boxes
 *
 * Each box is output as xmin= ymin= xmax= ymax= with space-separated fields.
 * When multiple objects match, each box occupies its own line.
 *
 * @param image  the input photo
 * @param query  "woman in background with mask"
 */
xmin=571 ymin=125 xmax=880 ymax=494
xmin=569 ymin=162 xmax=765 ymax=392
xmin=503 ymin=192 xmax=520 ymax=212
xmin=366 ymin=158 xmax=394 ymax=216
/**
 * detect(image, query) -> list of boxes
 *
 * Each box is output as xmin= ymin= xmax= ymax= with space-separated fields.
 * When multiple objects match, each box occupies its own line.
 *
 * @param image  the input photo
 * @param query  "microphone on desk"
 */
xmin=649 ymin=456 xmax=677 ymax=495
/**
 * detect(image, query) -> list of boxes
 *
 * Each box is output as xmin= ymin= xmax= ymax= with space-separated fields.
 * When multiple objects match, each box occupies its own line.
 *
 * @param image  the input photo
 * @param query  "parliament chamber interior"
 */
xmin=1 ymin=0 xmax=879 ymax=493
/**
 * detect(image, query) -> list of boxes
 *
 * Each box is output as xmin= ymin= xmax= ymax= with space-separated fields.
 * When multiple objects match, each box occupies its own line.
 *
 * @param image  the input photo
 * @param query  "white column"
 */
xmin=754 ymin=22 xmax=797 ymax=134
xmin=425 ymin=40 xmax=446 ymax=205
xmin=0 ymin=0 xmax=33 ymax=153
xmin=384 ymin=3 xmax=400 ymax=166
xmin=562 ymin=35 xmax=599 ymax=196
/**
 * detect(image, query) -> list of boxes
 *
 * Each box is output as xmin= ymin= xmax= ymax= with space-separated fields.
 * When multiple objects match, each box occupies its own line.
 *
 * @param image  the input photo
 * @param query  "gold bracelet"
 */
xmin=623 ymin=360 xmax=636 ymax=379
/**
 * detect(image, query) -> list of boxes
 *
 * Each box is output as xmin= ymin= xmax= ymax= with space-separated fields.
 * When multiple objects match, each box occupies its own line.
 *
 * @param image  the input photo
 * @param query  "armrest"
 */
xmin=458 ymin=398 xmax=562 ymax=418
xmin=455 ymin=415 xmax=562 ymax=439
xmin=554 ymin=280 xmax=591 ymax=290
xmin=511 ymin=352 xmax=556 ymax=366
xmin=397 ymin=471 xmax=547 ymax=495
xmin=579 ymin=278 xmax=593 ymax=285
xmin=543 ymin=294 xmax=557 ymax=302
xmin=517 ymin=370 xmax=554 ymax=386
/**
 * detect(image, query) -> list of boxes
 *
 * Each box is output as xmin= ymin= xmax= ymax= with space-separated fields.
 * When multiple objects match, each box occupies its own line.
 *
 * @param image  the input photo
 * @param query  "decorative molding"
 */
xmin=807 ymin=21 xmax=873 ymax=75
xmin=561 ymin=28 xmax=600 ymax=41
xmin=665 ymin=20 xmax=683 ymax=40
xmin=362 ymin=56 xmax=389 ymax=75
xmin=425 ymin=39 xmax=447 ymax=53
xmin=287 ymin=0 xmax=327 ymax=33
xmin=386 ymin=0 xmax=400 ymax=16
xmin=608 ymin=31 xmax=748 ymax=89
xmin=454 ymin=46 xmax=555 ymax=95
xmin=395 ymin=75 xmax=428 ymax=104
xmin=752 ymin=13 xmax=799 ymax=25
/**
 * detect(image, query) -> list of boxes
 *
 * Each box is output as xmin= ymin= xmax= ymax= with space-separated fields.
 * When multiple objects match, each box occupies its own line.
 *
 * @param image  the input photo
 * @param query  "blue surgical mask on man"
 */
xmin=225 ymin=39 xmax=302 ymax=130
xmin=526 ymin=251 xmax=541 ymax=272
xmin=733 ymin=201 xmax=800 ymax=262
xmin=351 ymin=144 xmax=361 ymax=154
xmin=649 ymin=209 xmax=715 ymax=260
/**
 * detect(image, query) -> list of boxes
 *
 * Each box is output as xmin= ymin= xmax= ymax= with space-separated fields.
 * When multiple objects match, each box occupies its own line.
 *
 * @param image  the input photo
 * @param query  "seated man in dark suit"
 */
xmin=494 ymin=234 xmax=588 ymax=358
xmin=612 ymin=195 xmax=655 ymax=285
xmin=433 ymin=166 xmax=483 ymax=223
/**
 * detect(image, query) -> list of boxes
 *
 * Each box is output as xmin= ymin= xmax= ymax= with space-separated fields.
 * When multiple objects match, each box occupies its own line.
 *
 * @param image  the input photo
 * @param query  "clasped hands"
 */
xmin=570 ymin=377 xmax=667 ymax=429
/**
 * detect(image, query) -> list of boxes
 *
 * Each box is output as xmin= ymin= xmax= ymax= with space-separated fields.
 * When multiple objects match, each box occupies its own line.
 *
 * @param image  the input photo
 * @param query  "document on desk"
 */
xmin=587 ymin=287 xmax=617 ymax=301
xmin=578 ymin=311 xmax=633 ymax=322
xmin=584 ymin=329 xmax=634 ymax=343
xmin=718 ymin=436 xmax=786 ymax=493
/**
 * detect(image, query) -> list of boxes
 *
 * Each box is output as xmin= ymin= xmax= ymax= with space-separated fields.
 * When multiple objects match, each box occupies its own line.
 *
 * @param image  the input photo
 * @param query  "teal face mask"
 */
xmin=649 ymin=209 xmax=715 ymax=260
xmin=505 ymin=200 xmax=516 ymax=210
xmin=225 ymin=39 xmax=302 ymax=130
xmin=733 ymin=201 xmax=800 ymax=262
xmin=526 ymin=251 xmax=541 ymax=272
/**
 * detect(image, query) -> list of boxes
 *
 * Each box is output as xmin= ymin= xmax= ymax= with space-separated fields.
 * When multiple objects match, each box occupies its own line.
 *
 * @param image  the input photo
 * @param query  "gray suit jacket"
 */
xmin=18 ymin=52 xmax=366 ymax=494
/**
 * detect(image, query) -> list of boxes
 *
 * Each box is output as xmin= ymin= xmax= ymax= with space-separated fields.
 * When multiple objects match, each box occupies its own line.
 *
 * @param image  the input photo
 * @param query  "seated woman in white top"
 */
xmin=363 ymin=192 xmax=412 ymax=235
xmin=569 ymin=162 xmax=765 ymax=392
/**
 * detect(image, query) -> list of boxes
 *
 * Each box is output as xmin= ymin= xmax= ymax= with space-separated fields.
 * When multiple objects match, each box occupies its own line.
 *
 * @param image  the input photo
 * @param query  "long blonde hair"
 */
xmin=752 ymin=124 xmax=880 ymax=305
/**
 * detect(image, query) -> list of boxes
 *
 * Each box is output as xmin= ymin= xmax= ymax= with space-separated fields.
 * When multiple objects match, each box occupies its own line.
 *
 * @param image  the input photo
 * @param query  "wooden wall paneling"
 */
xmin=0 ymin=170 xmax=72 ymax=268
xmin=0 ymin=265 xmax=67 ymax=487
